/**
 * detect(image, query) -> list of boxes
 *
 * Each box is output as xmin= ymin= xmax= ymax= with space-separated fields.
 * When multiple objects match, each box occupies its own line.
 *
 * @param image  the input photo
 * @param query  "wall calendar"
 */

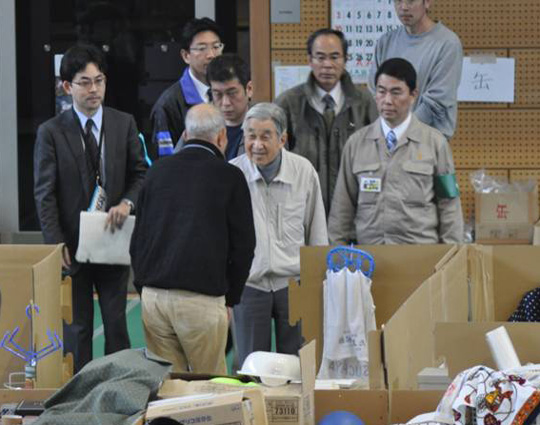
xmin=332 ymin=0 xmax=401 ymax=84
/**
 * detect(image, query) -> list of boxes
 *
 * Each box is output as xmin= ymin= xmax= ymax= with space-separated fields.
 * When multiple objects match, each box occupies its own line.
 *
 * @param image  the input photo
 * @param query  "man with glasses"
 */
xmin=34 ymin=44 xmax=147 ymax=373
xmin=369 ymin=0 xmax=463 ymax=140
xmin=207 ymin=54 xmax=252 ymax=160
xmin=150 ymin=17 xmax=224 ymax=157
xmin=276 ymin=28 xmax=378 ymax=213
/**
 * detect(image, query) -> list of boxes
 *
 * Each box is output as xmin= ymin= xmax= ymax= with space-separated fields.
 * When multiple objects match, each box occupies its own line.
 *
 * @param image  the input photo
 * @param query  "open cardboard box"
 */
xmin=0 ymin=245 xmax=72 ymax=389
xmin=153 ymin=341 xmax=316 ymax=425
xmin=290 ymin=244 xmax=469 ymax=391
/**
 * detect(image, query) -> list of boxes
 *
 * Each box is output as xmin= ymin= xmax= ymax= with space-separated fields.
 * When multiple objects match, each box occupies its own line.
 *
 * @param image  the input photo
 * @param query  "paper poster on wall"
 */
xmin=332 ymin=0 xmax=401 ymax=84
xmin=273 ymin=65 xmax=311 ymax=99
xmin=457 ymin=57 xmax=515 ymax=103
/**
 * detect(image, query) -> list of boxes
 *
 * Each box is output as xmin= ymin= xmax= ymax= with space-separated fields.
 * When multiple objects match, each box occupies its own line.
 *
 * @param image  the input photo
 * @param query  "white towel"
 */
xmin=318 ymin=269 xmax=376 ymax=381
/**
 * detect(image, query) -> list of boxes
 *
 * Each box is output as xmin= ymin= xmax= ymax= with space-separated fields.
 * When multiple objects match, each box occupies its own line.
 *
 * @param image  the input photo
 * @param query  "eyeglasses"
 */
xmin=189 ymin=43 xmax=225 ymax=54
xmin=393 ymin=0 xmax=422 ymax=6
xmin=71 ymin=76 xmax=106 ymax=90
xmin=311 ymin=53 xmax=344 ymax=64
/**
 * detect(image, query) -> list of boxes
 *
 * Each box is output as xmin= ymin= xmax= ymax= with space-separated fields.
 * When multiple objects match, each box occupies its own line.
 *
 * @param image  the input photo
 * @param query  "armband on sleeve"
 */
xmin=435 ymin=174 xmax=460 ymax=199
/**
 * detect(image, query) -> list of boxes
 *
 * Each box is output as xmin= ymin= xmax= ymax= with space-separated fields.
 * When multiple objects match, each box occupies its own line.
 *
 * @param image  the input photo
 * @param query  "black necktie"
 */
xmin=322 ymin=94 xmax=335 ymax=136
xmin=83 ymin=119 xmax=99 ymax=191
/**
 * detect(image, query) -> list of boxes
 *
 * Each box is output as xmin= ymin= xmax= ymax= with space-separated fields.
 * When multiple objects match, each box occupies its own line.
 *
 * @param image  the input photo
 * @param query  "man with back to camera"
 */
xmin=276 ymin=28 xmax=378 ymax=213
xmin=230 ymin=103 xmax=328 ymax=366
xmin=369 ymin=0 xmax=463 ymax=140
xmin=130 ymin=104 xmax=256 ymax=374
xmin=329 ymin=58 xmax=463 ymax=245
xmin=34 ymin=44 xmax=147 ymax=373
xmin=150 ymin=17 xmax=223 ymax=156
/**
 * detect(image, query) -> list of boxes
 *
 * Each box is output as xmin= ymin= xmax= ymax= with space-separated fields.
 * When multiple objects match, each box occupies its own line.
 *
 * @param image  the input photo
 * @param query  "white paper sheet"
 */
xmin=273 ymin=65 xmax=311 ymax=99
xmin=75 ymin=211 xmax=135 ymax=265
xmin=457 ymin=57 xmax=515 ymax=102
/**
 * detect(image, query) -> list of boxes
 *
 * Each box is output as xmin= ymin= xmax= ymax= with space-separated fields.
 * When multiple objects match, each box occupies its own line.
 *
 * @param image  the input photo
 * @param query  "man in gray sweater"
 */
xmin=369 ymin=0 xmax=463 ymax=140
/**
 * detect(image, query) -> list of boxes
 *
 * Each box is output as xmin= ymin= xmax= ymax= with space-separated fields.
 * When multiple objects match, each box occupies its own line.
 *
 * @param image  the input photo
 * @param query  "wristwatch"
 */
xmin=122 ymin=198 xmax=134 ymax=213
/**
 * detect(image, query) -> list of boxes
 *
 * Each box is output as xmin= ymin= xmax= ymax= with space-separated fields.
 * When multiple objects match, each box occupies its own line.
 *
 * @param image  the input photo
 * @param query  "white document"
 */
xmin=75 ymin=211 xmax=135 ymax=265
xmin=457 ymin=57 xmax=515 ymax=102
xmin=273 ymin=65 xmax=311 ymax=98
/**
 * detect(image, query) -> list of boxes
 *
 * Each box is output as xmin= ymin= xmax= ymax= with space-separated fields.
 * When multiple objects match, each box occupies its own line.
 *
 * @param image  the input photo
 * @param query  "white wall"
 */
xmin=0 ymin=0 xmax=19 ymax=234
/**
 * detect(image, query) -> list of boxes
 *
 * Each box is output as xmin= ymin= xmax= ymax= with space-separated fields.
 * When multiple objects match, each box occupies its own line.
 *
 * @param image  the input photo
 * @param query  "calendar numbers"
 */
xmin=332 ymin=0 xmax=402 ymax=83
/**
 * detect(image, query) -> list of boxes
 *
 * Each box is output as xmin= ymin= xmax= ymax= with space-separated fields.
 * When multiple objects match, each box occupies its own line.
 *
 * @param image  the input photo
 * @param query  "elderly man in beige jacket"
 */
xmin=329 ymin=58 xmax=463 ymax=245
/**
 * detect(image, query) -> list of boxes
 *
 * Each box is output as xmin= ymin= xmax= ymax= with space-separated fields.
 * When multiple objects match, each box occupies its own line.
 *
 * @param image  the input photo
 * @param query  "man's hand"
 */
xmin=105 ymin=201 xmax=131 ymax=233
xmin=62 ymin=244 xmax=72 ymax=270
xmin=227 ymin=307 xmax=233 ymax=323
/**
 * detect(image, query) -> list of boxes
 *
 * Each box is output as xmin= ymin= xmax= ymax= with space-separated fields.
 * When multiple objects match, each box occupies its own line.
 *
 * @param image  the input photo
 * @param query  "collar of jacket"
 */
xmin=303 ymin=70 xmax=364 ymax=108
xmin=366 ymin=115 xmax=424 ymax=144
xmin=179 ymin=67 xmax=205 ymax=105
xmin=183 ymin=139 xmax=225 ymax=159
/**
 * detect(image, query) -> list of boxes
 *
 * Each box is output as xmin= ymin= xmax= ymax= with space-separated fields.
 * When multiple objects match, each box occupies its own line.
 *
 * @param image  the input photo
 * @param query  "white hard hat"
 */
xmin=238 ymin=351 xmax=301 ymax=387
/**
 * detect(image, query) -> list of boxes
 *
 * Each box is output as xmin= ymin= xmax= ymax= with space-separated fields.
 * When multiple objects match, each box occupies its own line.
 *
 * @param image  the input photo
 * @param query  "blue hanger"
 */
xmin=326 ymin=246 xmax=375 ymax=278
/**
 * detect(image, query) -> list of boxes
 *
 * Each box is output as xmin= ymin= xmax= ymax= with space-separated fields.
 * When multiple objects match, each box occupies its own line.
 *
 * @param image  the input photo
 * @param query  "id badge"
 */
xmin=88 ymin=185 xmax=107 ymax=212
xmin=360 ymin=177 xmax=381 ymax=193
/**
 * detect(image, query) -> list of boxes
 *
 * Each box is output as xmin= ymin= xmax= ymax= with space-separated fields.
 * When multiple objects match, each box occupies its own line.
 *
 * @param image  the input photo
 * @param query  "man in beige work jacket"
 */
xmin=329 ymin=58 xmax=463 ymax=245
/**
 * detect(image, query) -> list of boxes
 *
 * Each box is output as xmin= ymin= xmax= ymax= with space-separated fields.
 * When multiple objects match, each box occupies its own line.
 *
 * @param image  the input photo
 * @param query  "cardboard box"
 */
xmin=146 ymin=391 xmax=256 ymax=425
xmin=469 ymin=244 xmax=540 ymax=321
xmin=389 ymin=390 xmax=445 ymax=424
xmin=475 ymin=187 xmax=539 ymax=244
xmin=156 ymin=377 xmax=268 ymax=425
xmin=435 ymin=322 xmax=540 ymax=380
xmin=0 ymin=245 xmax=71 ymax=388
xmin=315 ymin=390 xmax=388 ymax=425
xmin=290 ymin=245 xmax=468 ymax=391
xmin=259 ymin=340 xmax=315 ymax=425
xmin=533 ymin=219 xmax=540 ymax=245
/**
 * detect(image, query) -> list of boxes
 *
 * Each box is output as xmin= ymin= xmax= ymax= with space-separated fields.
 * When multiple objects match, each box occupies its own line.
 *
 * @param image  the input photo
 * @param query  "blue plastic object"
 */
xmin=138 ymin=133 xmax=153 ymax=166
xmin=1 ymin=302 xmax=62 ymax=366
xmin=326 ymin=246 xmax=375 ymax=278
xmin=318 ymin=410 xmax=365 ymax=425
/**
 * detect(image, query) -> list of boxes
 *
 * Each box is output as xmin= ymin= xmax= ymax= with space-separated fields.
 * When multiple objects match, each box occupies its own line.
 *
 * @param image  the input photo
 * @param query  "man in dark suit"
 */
xmin=34 ymin=44 xmax=147 ymax=373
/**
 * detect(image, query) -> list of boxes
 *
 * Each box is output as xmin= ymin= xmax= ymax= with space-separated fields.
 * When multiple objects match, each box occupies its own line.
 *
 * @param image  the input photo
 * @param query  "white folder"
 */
xmin=75 ymin=211 xmax=135 ymax=265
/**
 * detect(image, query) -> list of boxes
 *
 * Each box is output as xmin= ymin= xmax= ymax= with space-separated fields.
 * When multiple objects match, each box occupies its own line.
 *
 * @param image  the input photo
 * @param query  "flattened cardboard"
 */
xmin=383 ymin=245 xmax=469 ymax=390
xmin=0 ymin=245 xmax=69 ymax=388
xmin=315 ymin=390 xmax=388 ymax=425
xmin=290 ymin=245 xmax=455 ymax=370
xmin=435 ymin=322 xmax=540 ymax=379
xmin=475 ymin=187 xmax=539 ymax=244
xmin=470 ymin=245 xmax=540 ymax=321
xmin=389 ymin=390 xmax=445 ymax=424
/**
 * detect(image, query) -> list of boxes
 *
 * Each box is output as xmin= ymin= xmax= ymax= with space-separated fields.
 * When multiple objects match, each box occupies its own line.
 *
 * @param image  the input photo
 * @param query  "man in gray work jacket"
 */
xmin=276 ymin=28 xmax=378 ymax=212
xmin=329 ymin=58 xmax=463 ymax=245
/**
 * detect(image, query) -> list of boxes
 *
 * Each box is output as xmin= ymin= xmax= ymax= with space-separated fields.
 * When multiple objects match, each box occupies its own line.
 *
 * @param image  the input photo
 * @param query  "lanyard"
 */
xmin=73 ymin=109 xmax=105 ymax=185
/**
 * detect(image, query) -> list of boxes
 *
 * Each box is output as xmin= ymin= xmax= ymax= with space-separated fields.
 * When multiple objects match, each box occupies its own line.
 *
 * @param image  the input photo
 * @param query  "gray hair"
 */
xmin=243 ymin=103 xmax=287 ymax=138
xmin=185 ymin=104 xmax=226 ymax=142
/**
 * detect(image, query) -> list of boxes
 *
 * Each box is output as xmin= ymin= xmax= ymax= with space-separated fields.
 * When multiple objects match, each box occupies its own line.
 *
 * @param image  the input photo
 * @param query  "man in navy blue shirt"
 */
xmin=207 ymin=54 xmax=252 ymax=160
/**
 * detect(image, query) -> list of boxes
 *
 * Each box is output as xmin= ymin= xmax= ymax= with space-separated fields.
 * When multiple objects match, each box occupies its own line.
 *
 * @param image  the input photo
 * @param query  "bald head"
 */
xmin=185 ymin=104 xmax=227 ymax=148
